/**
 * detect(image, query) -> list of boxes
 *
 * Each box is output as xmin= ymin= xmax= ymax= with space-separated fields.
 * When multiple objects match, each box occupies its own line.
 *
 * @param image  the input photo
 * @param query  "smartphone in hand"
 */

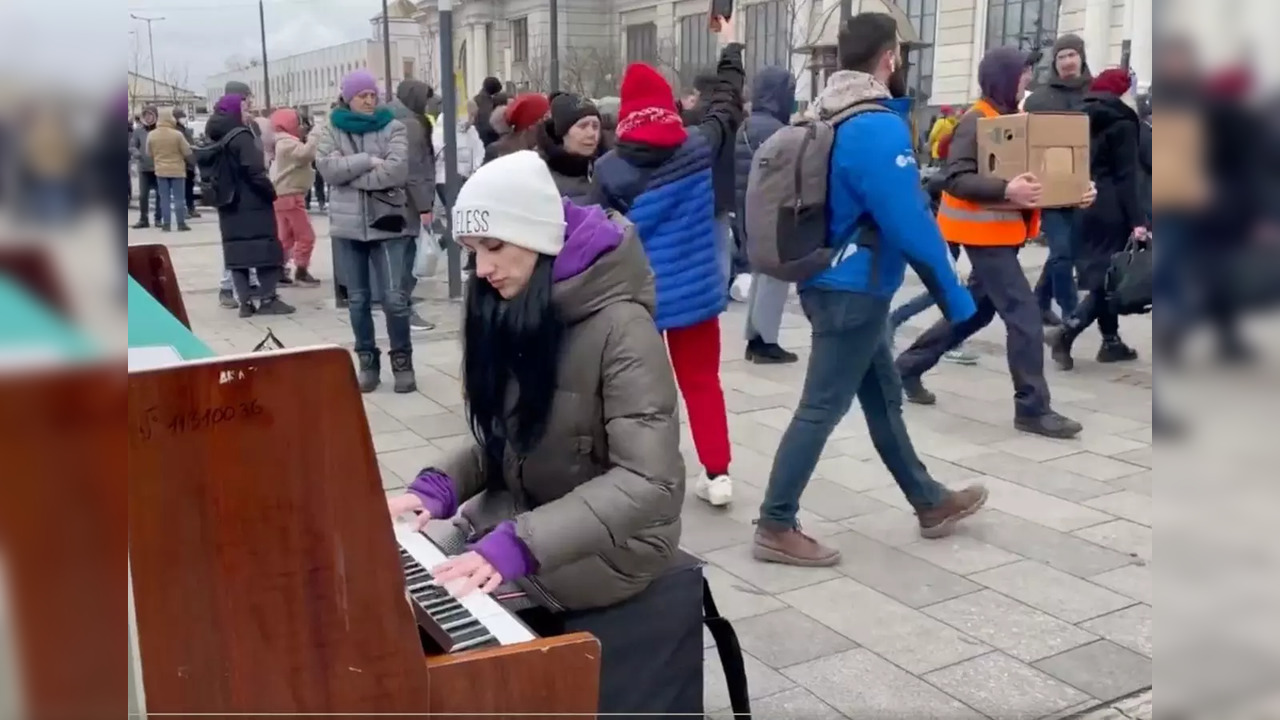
xmin=709 ymin=0 xmax=733 ymax=30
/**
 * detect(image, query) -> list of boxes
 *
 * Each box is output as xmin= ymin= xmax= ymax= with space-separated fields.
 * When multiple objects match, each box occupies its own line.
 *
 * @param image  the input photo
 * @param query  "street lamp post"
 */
xmin=258 ymin=0 xmax=272 ymax=109
xmin=840 ymin=0 xmax=852 ymax=24
xmin=381 ymin=0 xmax=394 ymax=100
xmin=129 ymin=14 xmax=164 ymax=92
xmin=439 ymin=0 xmax=463 ymax=298
xmin=549 ymin=0 xmax=560 ymax=92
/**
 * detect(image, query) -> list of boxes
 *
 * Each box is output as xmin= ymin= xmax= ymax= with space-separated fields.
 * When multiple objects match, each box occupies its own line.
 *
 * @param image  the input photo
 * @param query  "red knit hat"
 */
xmin=1090 ymin=68 xmax=1132 ymax=97
xmin=616 ymin=63 xmax=688 ymax=148
xmin=504 ymin=93 xmax=551 ymax=133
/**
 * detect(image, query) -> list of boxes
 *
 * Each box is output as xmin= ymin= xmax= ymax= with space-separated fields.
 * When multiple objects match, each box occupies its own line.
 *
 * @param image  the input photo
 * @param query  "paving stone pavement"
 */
xmin=134 ymin=215 xmax=1154 ymax=719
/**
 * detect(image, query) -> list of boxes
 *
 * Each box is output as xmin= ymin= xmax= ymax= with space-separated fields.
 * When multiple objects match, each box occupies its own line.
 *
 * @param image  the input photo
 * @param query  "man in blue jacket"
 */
xmin=753 ymin=13 xmax=987 ymax=567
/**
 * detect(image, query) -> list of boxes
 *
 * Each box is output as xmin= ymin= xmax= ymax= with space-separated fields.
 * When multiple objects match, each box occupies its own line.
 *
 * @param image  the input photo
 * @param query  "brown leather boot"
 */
xmin=752 ymin=525 xmax=841 ymax=567
xmin=917 ymin=485 xmax=989 ymax=539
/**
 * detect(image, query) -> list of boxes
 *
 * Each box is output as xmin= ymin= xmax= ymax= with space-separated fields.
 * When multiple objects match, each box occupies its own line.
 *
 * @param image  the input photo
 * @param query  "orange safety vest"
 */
xmin=937 ymin=99 xmax=1041 ymax=247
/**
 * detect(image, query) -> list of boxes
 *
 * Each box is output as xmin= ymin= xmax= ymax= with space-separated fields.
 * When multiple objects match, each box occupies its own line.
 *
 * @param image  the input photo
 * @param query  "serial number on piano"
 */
xmin=136 ymin=400 xmax=263 ymax=441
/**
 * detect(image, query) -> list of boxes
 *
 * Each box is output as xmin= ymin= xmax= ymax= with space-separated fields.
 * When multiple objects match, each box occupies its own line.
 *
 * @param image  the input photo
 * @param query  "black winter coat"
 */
xmin=1079 ymin=94 xmax=1142 ymax=286
xmin=205 ymin=109 xmax=283 ymax=270
xmin=537 ymin=126 xmax=598 ymax=206
xmin=1023 ymin=75 xmax=1091 ymax=114
xmin=682 ymin=46 xmax=746 ymax=216
xmin=733 ymin=66 xmax=795 ymax=234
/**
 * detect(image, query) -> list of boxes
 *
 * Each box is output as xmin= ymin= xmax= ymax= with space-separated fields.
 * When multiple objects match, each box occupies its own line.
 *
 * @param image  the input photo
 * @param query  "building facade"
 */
xmin=204 ymin=0 xmax=430 ymax=120
xmin=129 ymin=72 xmax=206 ymax=117
xmin=412 ymin=0 xmax=1150 ymax=109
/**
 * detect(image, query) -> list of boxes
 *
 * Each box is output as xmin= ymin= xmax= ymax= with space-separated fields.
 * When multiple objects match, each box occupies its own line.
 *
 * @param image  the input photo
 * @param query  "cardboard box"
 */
xmin=978 ymin=113 xmax=1091 ymax=208
xmin=1151 ymin=110 xmax=1209 ymax=209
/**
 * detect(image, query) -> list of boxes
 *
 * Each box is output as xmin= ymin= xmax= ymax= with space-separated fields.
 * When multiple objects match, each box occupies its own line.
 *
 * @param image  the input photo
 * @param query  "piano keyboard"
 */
xmin=394 ymin=523 xmax=537 ymax=653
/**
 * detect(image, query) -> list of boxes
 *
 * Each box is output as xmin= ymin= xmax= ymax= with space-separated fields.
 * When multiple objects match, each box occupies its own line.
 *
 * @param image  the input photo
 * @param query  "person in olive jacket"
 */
xmin=386 ymin=151 xmax=683 ymax=612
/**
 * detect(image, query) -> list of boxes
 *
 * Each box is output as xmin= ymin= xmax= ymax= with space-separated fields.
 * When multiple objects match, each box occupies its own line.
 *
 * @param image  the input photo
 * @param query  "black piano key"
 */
xmin=450 ymin=623 xmax=492 ymax=644
xmin=431 ymin=605 xmax=470 ymax=624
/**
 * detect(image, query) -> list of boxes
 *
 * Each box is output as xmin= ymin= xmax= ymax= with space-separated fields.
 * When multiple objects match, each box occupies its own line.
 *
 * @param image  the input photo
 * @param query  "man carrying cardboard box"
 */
xmin=895 ymin=47 xmax=1096 ymax=440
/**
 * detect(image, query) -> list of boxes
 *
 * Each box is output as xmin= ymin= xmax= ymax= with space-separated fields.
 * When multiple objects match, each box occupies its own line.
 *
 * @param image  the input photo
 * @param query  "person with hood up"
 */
xmin=895 ymin=47 xmax=1094 ymax=440
xmin=130 ymin=106 xmax=162 ymax=229
xmin=926 ymin=106 xmax=958 ymax=162
xmin=317 ymin=69 xmax=417 ymax=394
xmin=145 ymin=107 xmax=193 ymax=232
xmin=432 ymin=99 xmax=486 ymax=206
xmin=473 ymin=76 xmax=506 ymax=145
xmin=1026 ymin=33 xmax=1093 ymax=328
xmin=217 ymin=80 xmax=264 ymax=307
xmin=384 ymin=150 xmax=684 ymax=619
xmin=484 ymin=93 xmax=550 ymax=164
xmin=203 ymin=94 xmax=295 ymax=317
xmin=732 ymin=65 xmax=799 ymax=364
xmin=268 ymin=107 xmax=322 ymax=286
xmin=1046 ymin=68 xmax=1148 ymax=370
xmin=594 ymin=14 xmax=744 ymax=509
xmin=388 ymin=78 xmax=440 ymax=332
xmin=751 ymin=14 xmax=983 ymax=567
xmin=537 ymin=92 xmax=601 ymax=204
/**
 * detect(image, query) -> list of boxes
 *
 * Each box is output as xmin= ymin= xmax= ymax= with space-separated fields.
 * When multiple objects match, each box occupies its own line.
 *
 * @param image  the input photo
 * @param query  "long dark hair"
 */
xmin=462 ymin=254 xmax=566 ymax=492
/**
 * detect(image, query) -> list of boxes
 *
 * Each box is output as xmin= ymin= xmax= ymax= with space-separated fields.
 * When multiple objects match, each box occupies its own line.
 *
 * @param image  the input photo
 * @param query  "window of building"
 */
xmin=511 ymin=17 xmax=529 ymax=63
xmin=986 ymin=0 xmax=1060 ymax=86
xmin=901 ymin=0 xmax=942 ymax=101
xmin=677 ymin=13 xmax=716 ymax=86
xmin=626 ymin=22 xmax=658 ymax=65
xmin=403 ymin=57 xmax=415 ymax=80
xmin=741 ymin=0 xmax=791 ymax=76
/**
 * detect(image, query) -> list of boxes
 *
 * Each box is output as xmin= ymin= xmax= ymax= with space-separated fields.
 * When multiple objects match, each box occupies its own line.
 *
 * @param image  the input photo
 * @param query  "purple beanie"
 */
xmin=978 ymin=47 xmax=1032 ymax=113
xmin=214 ymin=93 xmax=244 ymax=117
xmin=341 ymin=70 xmax=379 ymax=103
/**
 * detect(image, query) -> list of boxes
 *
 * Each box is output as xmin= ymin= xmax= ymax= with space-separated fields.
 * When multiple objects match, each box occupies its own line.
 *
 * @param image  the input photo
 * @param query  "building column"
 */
xmin=471 ymin=22 xmax=489 ymax=93
xmin=968 ymin=0 xmax=989 ymax=99
xmin=1125 ymin=0 xmax=1152 ymax=84
xmin=1082 ymin=0 xmax=1111 ymax=68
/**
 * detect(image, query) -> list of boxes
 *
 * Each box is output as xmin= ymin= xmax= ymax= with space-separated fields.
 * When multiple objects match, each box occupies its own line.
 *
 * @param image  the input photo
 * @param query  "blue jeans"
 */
xmin=335 ymin=236 xmax=414 ymax=357
xmin=759 ymin=291 xmax=947 ymax=529
xmin=156 ymin=176 xmax=186 ymax=227
xmin=1035 ymin=208 xmax=1079 ymax=316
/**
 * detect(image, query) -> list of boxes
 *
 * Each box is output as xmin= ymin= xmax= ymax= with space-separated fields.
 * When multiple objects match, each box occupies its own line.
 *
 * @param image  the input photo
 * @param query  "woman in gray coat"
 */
xmin=317 ymin=70 xmax=416 ymax=394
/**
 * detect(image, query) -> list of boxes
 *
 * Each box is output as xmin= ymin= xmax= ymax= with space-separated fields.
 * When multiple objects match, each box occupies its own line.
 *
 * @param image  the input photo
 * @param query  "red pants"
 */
xmin=273 ymin=194 xmax=316 ymax=268
xmin=665 ymin=317 xmax=731 ymax=477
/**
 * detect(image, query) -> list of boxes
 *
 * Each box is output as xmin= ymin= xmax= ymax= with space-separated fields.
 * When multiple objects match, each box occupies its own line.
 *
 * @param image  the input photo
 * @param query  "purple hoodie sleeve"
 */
xmin=407 ymin=470 xmax=459 ymax=520
xmin=470 ymin=521 xmax=539 ymax=582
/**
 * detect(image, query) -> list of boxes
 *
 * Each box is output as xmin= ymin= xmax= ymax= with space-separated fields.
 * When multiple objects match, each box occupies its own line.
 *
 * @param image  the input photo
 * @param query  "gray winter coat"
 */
xmin=316 ymin=116 xmax=410 ymax=242
xmin=388 ymin=83 xmax=436 ymax=235
xmin=130 ymin=124 xmax=155 ymax=173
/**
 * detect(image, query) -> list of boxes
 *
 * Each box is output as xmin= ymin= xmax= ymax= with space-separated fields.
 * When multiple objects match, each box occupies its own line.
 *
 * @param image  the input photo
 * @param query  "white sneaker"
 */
xmin=695 ymin=474 xmax=733 ymax=507
xmin=729 ymin=274 xmax=752 ymax=303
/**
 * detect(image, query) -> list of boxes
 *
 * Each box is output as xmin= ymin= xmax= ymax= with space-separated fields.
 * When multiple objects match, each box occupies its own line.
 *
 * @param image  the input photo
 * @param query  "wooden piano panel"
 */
xmin=127 ymin=347 xmax=429 ymax=714
xmin=127 ymin=243 xmax=191 ymax=329
xmin=0 ymin=244 xmax=71 ymax=318
xmin=0 ymin=364 xmax=126 ymax=720
xmin=425 ymin=633 xmax=601 ymax=719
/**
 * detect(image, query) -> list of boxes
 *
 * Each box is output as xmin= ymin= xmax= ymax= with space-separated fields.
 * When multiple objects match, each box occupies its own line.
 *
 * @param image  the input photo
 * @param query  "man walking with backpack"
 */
xmin=746 ymin=13 xmax=985 ymax=567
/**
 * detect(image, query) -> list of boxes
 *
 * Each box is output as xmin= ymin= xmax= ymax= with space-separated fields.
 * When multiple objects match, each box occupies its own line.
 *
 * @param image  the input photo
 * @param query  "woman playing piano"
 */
xmin=386 ymin=150 xmax=684 ymax=610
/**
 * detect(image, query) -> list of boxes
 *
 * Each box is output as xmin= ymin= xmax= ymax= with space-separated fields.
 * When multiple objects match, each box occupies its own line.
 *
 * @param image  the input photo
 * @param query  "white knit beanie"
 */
xmin=451 ymin=150 xmax=566 ymax=256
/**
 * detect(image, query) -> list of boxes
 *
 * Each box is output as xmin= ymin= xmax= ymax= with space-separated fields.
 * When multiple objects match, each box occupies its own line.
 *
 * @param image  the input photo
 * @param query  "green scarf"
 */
xmin=330 ymin=106 xmax=395 ymax=134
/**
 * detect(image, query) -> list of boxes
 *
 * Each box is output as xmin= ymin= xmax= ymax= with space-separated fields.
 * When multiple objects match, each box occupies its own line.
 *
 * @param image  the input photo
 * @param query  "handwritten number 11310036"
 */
xmin=136 ymin=399 xmax=263 ymax=442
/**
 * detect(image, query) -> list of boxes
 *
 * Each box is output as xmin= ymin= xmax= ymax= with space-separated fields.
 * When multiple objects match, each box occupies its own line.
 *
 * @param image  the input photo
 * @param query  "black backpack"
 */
xmin=194 ymin=126 xmax=248 ymax=208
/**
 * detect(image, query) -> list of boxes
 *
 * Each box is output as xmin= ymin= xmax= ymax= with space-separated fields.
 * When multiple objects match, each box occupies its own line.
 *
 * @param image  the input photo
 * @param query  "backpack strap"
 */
xmin=703 ymin=577 xmax=751 ymax=718
xmin=824 ymin=101 xmax=894 ymax=127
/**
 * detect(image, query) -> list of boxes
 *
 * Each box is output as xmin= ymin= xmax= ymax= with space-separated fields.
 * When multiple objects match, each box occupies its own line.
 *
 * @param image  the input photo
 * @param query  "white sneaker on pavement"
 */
xmin=729 ymin=274 xmax=752 ymax=303
xmin=695 ymin=474 xmax=733 ymax=507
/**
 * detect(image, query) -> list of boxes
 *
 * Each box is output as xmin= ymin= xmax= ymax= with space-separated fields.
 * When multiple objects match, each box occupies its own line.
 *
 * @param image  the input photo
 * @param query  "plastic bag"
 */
xmin=413 ymin=226 xmax=443 ymax=279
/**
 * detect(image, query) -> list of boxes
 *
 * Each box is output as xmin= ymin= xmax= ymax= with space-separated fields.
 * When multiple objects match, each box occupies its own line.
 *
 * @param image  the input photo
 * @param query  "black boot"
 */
xmin=257 ymin=296 xmax=297 ymax=315
xmin=745 ymin=337 xmax=799 ymax=364
xmin=237 ymin=301 xmax=256 ymax=318
xmin=131 ymin=218 xmax=150 ymax=229
xmin=294 ymin=267 xmax=321 ymax=287
xmin=218 ymin=289 xmax=238 ymax=309
xmin=390 ymin=351 xmax=417 ymax=394
xmin=1045 ymin=326 xmax=1077 ymax=371
xmin=902 ymin=376 xmax=937 ymax=405
xmin=278 ymin=267 xmax=294 ymax=286
xmin=356 ymin=351 xmax=381 ymax=393
xmin=1015 ymin=410 xmax=1083 ymax=439
xmin=1096 ymin=336 xmax=1138 ymax=363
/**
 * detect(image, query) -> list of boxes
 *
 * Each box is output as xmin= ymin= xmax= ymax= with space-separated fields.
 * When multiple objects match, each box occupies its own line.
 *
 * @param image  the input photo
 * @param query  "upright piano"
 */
xmin=125 ymin=262 xmax=600 ymax=717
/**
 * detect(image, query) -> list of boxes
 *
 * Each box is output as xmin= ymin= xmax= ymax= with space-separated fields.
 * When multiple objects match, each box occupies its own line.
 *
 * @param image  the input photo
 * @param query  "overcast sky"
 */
xmin=125 ymin=0 xmax=380 ymax=91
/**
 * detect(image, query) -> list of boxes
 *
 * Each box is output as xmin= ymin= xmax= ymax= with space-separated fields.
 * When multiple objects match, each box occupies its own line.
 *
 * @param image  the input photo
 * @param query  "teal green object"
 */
xmin=329 ymin=106 xmax=395 ymax=134
xmin=0 ymin=276 xmax=97 ymax=359
xmin=127 ymin=277 xmax=214 ymax=360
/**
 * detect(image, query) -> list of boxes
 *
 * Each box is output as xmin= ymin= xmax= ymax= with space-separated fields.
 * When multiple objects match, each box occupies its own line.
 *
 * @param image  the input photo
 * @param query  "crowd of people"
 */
xmin=125 ymin=10 xmax=1178 ymax=601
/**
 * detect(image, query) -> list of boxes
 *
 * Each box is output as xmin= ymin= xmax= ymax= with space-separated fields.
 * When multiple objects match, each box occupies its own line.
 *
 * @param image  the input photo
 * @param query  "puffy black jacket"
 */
xmin=683 ymin=49 xmax=746 ymax=216
xmin=1079 ymin=93 xmax=1142 ymax=284
xmin=732 ymin=66 xmax=795 ymax=231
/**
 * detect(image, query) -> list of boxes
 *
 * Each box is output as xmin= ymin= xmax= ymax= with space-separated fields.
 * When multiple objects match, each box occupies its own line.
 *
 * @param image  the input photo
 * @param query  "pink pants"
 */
xmin=273 ymin=194 xmax=316 ymax=268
